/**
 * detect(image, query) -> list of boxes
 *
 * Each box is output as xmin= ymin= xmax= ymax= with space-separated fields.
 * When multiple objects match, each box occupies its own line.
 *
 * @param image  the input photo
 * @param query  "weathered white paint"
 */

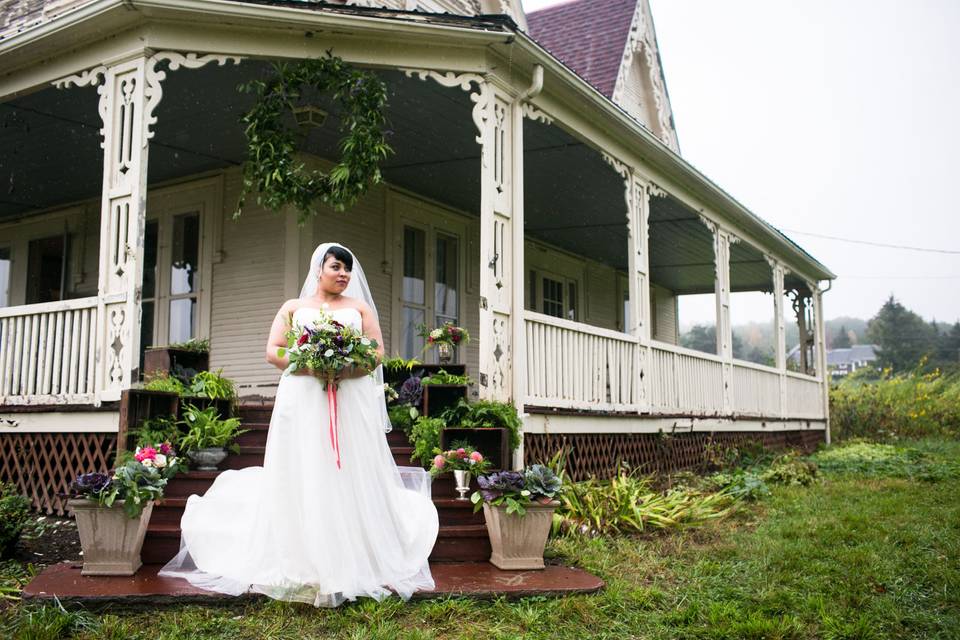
xmin=0 ymin=297 xmax=98 ymax=405
xmin=0 ymin=410 xmax=119 ymax=433
xmin=525 ymin=412 xmax=826 ymax=435
xmin=648 ymin=341 xmax=725 ymax=415
xmin=730 ymin=360 xmax=781 ymax=417
xmin=785 ymin=371 xmax=825 ymax=419
xmin=524 ymin=310 xmax=640 ymax=412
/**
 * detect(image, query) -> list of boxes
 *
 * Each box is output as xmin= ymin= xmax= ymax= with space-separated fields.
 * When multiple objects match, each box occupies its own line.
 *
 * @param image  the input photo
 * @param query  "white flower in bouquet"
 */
xmin=154 ymin=454 xmax=168 ymax=469
xmin=361 ymin=337 xmax=371 ymax=346
xmin=324 ymin=349 xmax=335 ymax=357
xmin=430 ymin=329 xmax=443 ymax=339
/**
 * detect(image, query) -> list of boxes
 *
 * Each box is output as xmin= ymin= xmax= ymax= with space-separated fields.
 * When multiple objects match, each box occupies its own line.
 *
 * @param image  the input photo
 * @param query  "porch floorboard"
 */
xmin=22 ymin=561 xmax=604 ymax=606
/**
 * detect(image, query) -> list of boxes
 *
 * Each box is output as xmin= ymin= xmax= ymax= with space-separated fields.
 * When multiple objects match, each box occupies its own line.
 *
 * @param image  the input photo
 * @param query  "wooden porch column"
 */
xmin=477 ymin=82 xmax=517 ymax=405
xmin=702 ymin=218 xmax=733 ymax=413
xmin=768 ymin=258 xmax=788 ymax=419
xmin=604 ymin=153 xmax=653 ymax=412
xmin=55 ymin=52 xmax=241 ymax=404
xmin=56 ymin=55 xmax=153 ymax=403
xmin=812 ymin=283 xmax=831 ymax=443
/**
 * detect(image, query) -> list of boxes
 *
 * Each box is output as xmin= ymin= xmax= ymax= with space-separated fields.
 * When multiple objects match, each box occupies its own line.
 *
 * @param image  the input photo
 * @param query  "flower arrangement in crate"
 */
xmin=429 ymin=442 xmax=492 ymax=500
xmin=470 ymin=464 xmax=564 ymax=570
xmin=417 ymin=322 xmax=470 ymax=364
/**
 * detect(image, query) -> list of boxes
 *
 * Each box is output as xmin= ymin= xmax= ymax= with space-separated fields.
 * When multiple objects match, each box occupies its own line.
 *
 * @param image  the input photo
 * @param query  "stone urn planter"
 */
xmin=186 ymin=447 xmax=228 ymax=471
xmin=68 ymin=499 xmax=154 ymax=576
xmin=482 ymin=499 xmax=560 ymax=570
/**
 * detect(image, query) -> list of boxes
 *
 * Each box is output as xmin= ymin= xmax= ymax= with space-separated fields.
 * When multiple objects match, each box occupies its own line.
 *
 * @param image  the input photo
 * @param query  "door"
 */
xmin=392 ymin=198 xmax=466 ymax=362
xmin=140 ymin=182 xmax=216 ymax=361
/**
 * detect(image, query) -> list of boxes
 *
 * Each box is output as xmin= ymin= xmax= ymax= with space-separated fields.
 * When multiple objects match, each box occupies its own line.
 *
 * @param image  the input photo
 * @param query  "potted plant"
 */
xmin=470 ymin=464 xmax=563 ymax=570
xmin=187 ymin=368 xmax=237 ymax=418
xmin=67 ymin=445 xmax=182 ymax=575
xmin=177 ymin=403 xmax=247 ymax=471
xmin=417 ymin=322 xmax=470 ymax=365
xmin=438 ymin=399 xmax=522 ymax=470
xmin=143 ymin=337 xmax=210 ymax=383
xmin=429 ymin=443 xmax=491 ymax=500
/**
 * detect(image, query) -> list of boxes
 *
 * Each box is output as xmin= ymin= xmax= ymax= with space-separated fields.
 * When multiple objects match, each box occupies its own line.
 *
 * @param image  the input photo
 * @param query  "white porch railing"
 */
xmin=524 ymin=311 xmax=640 ymax=411
xmin=731 ymin=360 xmax=781 ymax=416
xmin=648 ymin=342 xmax=725 ymax=415
xmin=0 ymin=297 xmax=99 ymax=405
xmin=785 ymin=372 xmax=824 ymax=419
xmin=524 ymin=313 xmax=827 ymax=421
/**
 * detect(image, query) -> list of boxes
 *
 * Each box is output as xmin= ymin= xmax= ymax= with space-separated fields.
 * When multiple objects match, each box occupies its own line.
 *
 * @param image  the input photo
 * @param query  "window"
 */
xmin=168 ymin=212 xmax=200 ymax=343
xmin=530 ymin=269 xmax=578 ymax=321
xmin=26 ymin=234 xmax=70 ymax=304
xmin=401 ymin=225 xmax=427 ymax=358
xmin=0 ymin=247 xmax=10 ymax=308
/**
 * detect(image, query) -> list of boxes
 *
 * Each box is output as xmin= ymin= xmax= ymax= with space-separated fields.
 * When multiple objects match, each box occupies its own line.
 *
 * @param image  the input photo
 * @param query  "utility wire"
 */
xmin=779 ymin=228 xmax=960 ymax=255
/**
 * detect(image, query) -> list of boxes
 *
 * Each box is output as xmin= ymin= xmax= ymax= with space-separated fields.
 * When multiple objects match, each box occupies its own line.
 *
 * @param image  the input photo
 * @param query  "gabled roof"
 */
xmin=526 ymin=0 xmax=635 ymax=99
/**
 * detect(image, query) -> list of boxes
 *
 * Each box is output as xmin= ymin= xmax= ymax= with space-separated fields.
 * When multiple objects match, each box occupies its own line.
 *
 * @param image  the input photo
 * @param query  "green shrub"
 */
xmin=830 ymin=367 xmax=960 ymax=441
xmin=409 ymin=417 xmax=445 ymax=466
xmin=439 ymin=399 xmax=522 ymax=451
xmin=761 ymin=451 xmax=818 ymax=486
xmin=0 ymin=483 xmax=30 ymax=559
xmin=420 ymin=369 xmax=473 ymax=386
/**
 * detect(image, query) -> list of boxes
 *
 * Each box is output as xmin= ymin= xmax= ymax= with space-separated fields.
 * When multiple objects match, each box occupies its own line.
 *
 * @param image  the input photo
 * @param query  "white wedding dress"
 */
xmin=159 ymin=306 xmax=439 ymax=607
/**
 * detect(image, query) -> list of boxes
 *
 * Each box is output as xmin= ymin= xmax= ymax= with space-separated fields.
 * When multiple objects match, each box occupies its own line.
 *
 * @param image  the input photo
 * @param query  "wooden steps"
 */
xmin=140 ymin=403 xmax=491 ymax=566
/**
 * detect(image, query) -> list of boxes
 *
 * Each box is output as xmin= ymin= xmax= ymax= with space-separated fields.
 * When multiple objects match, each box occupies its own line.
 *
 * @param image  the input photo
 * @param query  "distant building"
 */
xmin=788 ymin=344 xmax=878 ymax=378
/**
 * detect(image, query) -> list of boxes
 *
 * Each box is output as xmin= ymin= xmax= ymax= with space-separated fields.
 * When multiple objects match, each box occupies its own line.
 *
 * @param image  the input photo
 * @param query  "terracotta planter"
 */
xmin=68 ymin=499 xmax=154 ymax=576
xmin=482 ymin=500 xmax=560 ymax=570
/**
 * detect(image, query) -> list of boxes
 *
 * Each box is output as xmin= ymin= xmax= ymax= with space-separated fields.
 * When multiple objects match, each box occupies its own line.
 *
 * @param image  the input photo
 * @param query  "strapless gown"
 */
xmin=159 ymin=306 xmax=439 ymax=607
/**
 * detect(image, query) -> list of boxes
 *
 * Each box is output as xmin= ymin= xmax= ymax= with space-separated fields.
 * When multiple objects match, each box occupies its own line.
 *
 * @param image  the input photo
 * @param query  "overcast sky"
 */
xmin=522 ymin=0 xmax=960 ymax=325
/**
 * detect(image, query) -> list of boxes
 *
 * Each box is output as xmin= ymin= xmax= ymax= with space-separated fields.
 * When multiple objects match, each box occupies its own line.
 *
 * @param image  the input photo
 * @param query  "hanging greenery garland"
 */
xmin=234 ymin=53 xmax=392 ymax=224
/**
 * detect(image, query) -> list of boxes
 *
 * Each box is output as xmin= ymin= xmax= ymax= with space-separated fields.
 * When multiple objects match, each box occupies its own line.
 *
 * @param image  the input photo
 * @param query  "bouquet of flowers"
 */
xmin=279 ymin=307 xmax=381 ymax=386
xmin=470 ymin=464 xmax=563 ymax=516
xmin=70 ymin=443 xmax=183 ymax=519
xmin=429 ymin=444 xmax=492 ymax=478
xmin=417 ymin=322 xmax=470 ymax=348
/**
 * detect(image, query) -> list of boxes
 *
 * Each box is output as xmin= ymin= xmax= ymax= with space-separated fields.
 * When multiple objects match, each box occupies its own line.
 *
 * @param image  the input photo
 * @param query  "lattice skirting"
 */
xmin=0 ymin=432 xmax=117 ymax=516
xmin=524 ymin=430 xmax=825 ymax=481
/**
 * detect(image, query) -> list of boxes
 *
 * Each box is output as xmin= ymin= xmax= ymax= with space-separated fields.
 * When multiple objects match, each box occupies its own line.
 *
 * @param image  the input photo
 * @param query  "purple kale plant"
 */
xmin=397 ymin=375 xmax=423 ymax=407
xmin=71 ymin=472 xmax=112 ymax=497
xmin=477 ymin=471 xmax=525 ymax=502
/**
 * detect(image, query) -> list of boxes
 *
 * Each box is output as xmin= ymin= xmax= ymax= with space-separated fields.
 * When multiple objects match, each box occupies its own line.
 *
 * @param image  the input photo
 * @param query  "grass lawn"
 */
xmin=3 ymin=439 xmax=958 ymax=640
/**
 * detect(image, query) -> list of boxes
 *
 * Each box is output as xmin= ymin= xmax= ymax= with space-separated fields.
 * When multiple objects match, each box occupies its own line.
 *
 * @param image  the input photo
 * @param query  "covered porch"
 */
xmin=0 ymin=1 xmax=832 ymax=437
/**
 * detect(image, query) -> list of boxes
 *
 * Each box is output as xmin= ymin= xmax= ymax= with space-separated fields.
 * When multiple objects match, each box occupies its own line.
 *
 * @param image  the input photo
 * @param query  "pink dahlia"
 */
xmin=433 ymin=455 xmax=445 ymax=469
xmin=470 ymin=451 xmax=483 ymax=462
xmin=135 ymin=447 xmax=157 ymax=462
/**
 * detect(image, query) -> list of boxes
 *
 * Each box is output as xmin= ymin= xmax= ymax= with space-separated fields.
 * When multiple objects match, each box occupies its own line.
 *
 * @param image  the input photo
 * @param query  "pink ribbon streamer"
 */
xmin=327 ymin=382 xmax=341 ymax=470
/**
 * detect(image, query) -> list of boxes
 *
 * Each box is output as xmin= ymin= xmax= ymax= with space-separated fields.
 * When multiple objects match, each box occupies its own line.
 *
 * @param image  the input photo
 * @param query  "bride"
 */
xmin=159 ymin=243 xmax=440 ymax=607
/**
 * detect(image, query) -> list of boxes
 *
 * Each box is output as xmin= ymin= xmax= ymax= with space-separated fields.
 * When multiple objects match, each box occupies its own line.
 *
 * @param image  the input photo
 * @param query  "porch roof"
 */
xmin=0 ymin=0 xmax=835 ymax=283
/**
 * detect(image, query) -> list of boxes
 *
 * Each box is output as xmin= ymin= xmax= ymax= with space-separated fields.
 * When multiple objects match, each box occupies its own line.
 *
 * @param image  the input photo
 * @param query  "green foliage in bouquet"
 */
xmin=177 ymin=404 xmax=247 ymax=453
xmin=0 ymin=482 xmax=30 ymax=558
xmin=439 ymin=399 xmax=522 ymax=451
xmin=409 ymin=417 xmax=445 ymax=467
xmin=70 ymin=457 xmax=176 ymax=519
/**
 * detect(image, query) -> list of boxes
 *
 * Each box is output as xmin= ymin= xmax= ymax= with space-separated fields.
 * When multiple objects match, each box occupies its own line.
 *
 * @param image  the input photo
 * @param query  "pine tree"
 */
xmin=866 ymin=295 xmax=936 ymax=372
xmin=833 ymin=325 xmax=852 ymax=349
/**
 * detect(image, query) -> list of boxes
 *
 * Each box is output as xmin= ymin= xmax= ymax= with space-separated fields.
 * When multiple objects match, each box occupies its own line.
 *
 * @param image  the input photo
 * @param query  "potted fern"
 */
xmin=177 ymin=404 xmax=247 ymax=471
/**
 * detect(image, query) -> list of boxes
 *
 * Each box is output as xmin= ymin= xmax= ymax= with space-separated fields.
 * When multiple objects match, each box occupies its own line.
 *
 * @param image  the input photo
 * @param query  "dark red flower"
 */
xmin=297 ymin=332 xmax=309 ymax=346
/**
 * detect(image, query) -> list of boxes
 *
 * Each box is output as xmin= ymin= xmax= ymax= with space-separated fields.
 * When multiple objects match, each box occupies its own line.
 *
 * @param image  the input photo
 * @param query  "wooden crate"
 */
xmin=440 ymin=427 xmax=510 ymax=471
xmin=116 ymin=390 xmax=179 ymax=456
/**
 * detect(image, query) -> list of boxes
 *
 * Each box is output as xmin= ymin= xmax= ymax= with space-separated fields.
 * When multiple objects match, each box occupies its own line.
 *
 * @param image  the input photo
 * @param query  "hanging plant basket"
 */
xmin=235 ymin=52 xmax=393 ymax=224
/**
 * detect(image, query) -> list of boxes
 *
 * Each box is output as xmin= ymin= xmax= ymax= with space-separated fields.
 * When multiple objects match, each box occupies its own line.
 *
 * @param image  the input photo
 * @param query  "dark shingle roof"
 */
xmin=526 ymin=0 xmax=636 ymax=98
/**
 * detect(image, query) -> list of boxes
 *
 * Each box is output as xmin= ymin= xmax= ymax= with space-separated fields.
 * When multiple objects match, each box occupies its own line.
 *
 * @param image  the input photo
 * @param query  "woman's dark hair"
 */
xmin=322 ymin=245 xmax=353 ymax=272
